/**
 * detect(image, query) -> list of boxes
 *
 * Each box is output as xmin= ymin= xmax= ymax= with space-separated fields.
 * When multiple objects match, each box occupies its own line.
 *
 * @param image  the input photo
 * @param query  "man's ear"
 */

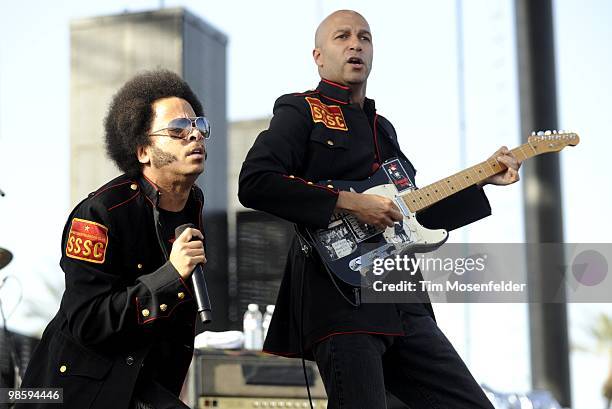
xmin=313 ymin=48 xmax=323 ymax=68
xmin=137 ymin=145 xmax=151 ymax=165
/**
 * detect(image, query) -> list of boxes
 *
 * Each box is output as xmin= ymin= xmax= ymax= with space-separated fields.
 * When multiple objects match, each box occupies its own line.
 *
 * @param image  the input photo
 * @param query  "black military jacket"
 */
xmin=18 ymin=174 xmax=202 ymax=409
xmin=239 ymin=79 xmax=492 ymax=359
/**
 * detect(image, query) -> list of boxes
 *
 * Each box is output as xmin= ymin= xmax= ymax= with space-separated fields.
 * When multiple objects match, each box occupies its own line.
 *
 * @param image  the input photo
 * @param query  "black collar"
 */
xmin=138 ymin=174 xmax=161 ymax=207
xmin=137 ymin=174 xmax=203 ymax=209
xmin=316 ymin=78 xmax=376 ymax=115
xmin=316 ymin=79 xmax=351 ymax=104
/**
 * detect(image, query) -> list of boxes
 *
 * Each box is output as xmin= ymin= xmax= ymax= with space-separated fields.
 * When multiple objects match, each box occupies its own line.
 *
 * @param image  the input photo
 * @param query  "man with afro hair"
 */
xmin=18 ymin=69 xmax=210 ymax=409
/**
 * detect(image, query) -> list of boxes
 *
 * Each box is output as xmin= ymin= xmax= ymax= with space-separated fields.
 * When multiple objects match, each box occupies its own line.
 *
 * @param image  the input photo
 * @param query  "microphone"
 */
xmin=175 ymin=223 xmax=212 ymax=324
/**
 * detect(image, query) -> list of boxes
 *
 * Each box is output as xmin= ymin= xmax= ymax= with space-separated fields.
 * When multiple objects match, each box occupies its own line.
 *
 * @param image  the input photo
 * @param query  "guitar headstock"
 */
xmin=528 ymin=130 xmax=580 ymax=153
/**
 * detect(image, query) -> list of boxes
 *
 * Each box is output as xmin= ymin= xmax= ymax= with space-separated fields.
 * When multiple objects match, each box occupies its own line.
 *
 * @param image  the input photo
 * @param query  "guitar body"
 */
xmin=304 ymin=158 xmax=448 ymax=287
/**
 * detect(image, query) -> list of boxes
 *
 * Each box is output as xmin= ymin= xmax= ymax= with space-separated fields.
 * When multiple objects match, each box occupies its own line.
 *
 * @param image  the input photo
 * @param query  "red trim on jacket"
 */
xmin=136 ymin=288 xmax=192 ymax=325
xmin=107 ymin=191 xmax=140 ymax=211
xmin=142 ymin=174 xmax=160 ymax=191
xmin=315 ymin=330 xmax=405 ymax=344
xmin=372 ymin=113 xmax=381 ymax=165
xmin=321 ymin=78 xmax=350 ymax=90
xmin=138 ymin=297 xmax=191 ymax=325
xmin=142 ymin=194 xmax=156 ymax=207
xmin=293 ymin=91 xmax=319 ymax=97
xmin=177 ymin=274 xmax=194 ymax=298
xmin=91 ymin=180 xmax=133 ymax=199
xmin=135 ymin=296 xmax=141 ymax=324
xmin=317 ymin=91 xmax=349 ymax=105
xmin=282 ymin=174 xmax=339 ymax=195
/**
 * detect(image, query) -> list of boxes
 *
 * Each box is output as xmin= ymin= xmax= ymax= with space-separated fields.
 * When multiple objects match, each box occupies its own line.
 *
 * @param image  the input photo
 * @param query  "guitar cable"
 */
xmin=295 ymin=226 xmax=314 ymax=409
xmin=294 ymin=226 xmax=364 ymax=409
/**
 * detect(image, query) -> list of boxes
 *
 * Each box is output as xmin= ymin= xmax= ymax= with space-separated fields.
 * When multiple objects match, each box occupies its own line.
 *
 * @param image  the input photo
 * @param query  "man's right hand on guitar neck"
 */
xmin=335 ymin=191 xmax=403 ymax=229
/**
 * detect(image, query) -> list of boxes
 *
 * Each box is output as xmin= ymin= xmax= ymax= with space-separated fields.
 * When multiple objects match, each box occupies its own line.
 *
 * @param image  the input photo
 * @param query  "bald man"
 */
xmin=239 ymin=10 xmax=519 ymax=409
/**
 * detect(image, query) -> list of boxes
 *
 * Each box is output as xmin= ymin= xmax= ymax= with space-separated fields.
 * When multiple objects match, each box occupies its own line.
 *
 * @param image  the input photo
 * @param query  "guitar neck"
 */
xmin=400 ymin=142 xmax=540 ymax=213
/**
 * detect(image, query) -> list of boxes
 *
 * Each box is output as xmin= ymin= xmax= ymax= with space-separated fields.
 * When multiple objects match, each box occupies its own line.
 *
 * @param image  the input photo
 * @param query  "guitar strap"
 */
xmin=377 ymin=116 xmax=418 ymax=184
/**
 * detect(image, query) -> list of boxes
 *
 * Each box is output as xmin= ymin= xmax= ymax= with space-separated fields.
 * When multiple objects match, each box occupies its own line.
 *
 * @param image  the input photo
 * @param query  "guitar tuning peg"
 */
xmin=544 ymin=130 xmax=552 ymax=135
xmin=531 ymin=131 xmax=536 ymax=136
xmin=552 ymin=130 xmax=558 ymax=134
xmin=537 ymin=131 xmax=544 ymax=136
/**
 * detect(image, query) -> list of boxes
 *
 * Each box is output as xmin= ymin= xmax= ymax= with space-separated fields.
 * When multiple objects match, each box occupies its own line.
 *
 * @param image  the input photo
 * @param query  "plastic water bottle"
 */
xmin=243 ymin=304 xmax=263 ymax=350
xmin=262 ymin=305 xmax=275 ymax=341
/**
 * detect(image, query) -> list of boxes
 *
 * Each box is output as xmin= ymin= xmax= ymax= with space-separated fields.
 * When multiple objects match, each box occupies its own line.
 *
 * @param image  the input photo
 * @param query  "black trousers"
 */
xmin=312 ymin=312 xmax=495 ymax=409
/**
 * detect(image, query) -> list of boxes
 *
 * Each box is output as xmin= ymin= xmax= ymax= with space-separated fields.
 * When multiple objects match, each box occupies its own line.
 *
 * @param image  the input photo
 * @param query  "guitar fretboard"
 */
xmin=401 ymin=142 xmax=539 ymax=213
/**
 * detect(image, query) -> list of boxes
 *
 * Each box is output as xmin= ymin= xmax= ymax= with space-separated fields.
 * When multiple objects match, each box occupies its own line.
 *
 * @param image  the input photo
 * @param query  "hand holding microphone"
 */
xmin=170 ymin=224 xmax=212 ymax=323
xmin=170 ymin=227 xmax=206 ymax=279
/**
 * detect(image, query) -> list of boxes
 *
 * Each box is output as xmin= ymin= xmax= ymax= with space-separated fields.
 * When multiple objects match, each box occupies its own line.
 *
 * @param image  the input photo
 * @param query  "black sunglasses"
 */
xmin=149 ymin=117 xmax=211 ymax=140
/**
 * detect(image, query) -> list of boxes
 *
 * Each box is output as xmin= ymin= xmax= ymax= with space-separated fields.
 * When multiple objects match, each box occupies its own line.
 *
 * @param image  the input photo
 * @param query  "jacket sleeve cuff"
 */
xmin=134 ymin=261 xmax=193 ymax=324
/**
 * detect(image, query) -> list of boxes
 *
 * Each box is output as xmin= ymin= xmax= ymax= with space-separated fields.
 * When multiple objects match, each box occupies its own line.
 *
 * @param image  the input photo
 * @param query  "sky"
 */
xmin=0 ymin=1 xmax=611 ymax=408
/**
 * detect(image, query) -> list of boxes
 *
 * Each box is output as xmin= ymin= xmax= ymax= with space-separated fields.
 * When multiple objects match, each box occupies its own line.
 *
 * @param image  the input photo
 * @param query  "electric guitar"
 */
xmin=304 ymin=131 xmax=580 ymax=287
